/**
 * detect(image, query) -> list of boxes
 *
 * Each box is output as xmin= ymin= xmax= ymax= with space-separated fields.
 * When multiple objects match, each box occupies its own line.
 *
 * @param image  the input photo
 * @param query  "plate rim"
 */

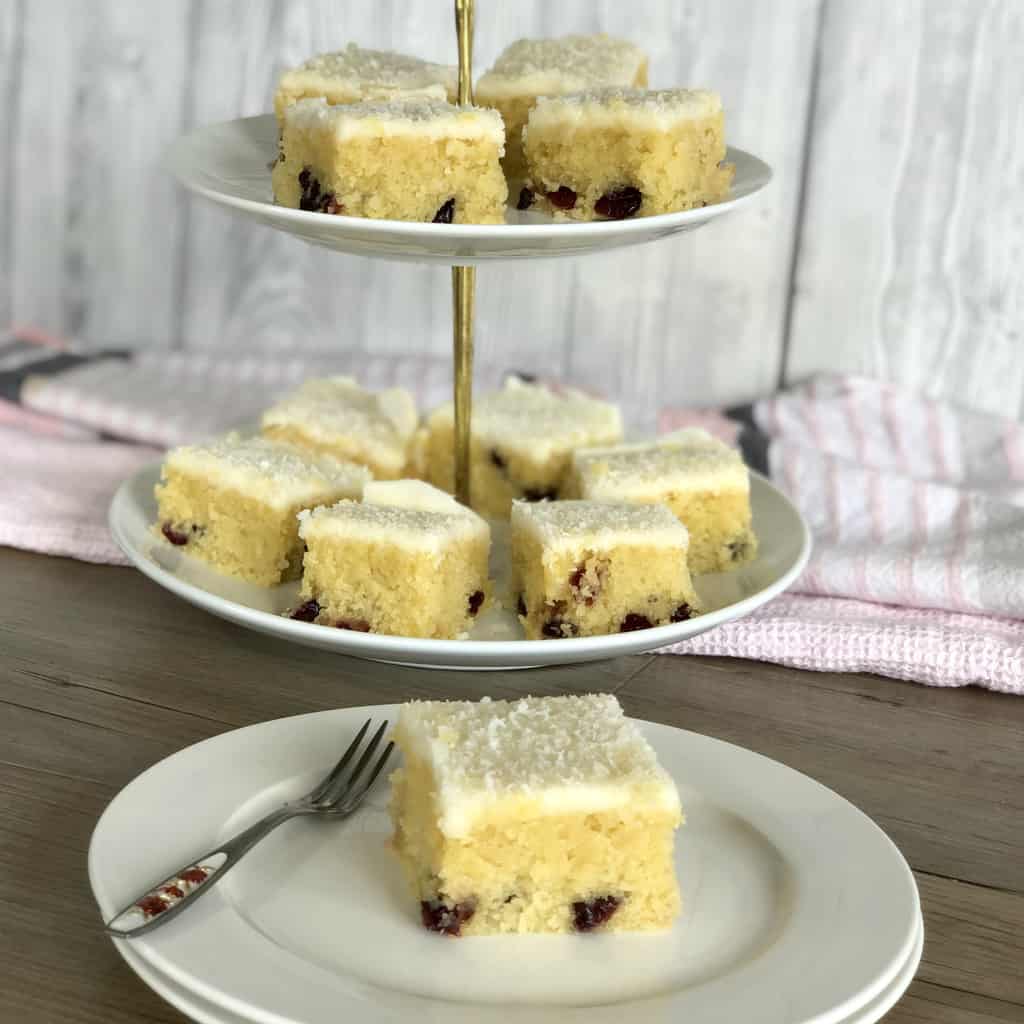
xmin=108 ymin=463 xmax=812 ymax=667
xmin=89 ymin=706 xmax=921 ymax=1024
xmin=164 ymin=113 xmax=772 ymax=251
xmin=112 ymin=911 xmax=924 ymax=1024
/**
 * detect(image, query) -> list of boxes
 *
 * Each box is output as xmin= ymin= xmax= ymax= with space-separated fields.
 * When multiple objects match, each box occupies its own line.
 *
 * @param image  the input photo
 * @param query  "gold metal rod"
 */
xmin=452 ymin=0 xmax=476 ymax=507
xmin=452 ymin=264 xmax=476 ymax=507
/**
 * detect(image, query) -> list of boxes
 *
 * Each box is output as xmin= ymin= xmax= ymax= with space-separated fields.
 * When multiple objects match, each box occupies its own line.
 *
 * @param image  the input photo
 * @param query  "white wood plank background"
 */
xmin=786 ymin=0 xmax=1024 ymax=418
xmin=1 ymin=0 xmax=1021 ymax=419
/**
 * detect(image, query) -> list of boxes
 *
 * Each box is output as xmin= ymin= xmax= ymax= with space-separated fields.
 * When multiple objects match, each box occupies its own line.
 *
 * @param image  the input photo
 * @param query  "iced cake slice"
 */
xmin=568 ymin=428 xmax=757 ymax=574
xmin=423 ymin=378 xmax=623 ymax=518
xmin=272 ymin=97 xmax=507 ymax=223
xmin=154 ymin=434 xmax=368 ymax=586
xmin=389 ymin=694 xmax=683 ymax=936
xmin=475 ymin=34 xmax=648 ymax=189
xmin=294 ymin=479 xmax=490 ymax=638
xmin=274 ymin=44 xmax=457 ymax=121
xmin=261 ymin=376 xmax=418 ymax=480
xmin=511 ymin=499 xmax=701 ymax=639
xmin=522 ymin=88 xmax=733 ymax=220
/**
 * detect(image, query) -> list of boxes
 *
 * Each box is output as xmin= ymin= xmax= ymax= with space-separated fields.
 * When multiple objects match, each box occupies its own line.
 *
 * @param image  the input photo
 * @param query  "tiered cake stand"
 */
xmin=114 ymin=0 xmax=808 ymax=669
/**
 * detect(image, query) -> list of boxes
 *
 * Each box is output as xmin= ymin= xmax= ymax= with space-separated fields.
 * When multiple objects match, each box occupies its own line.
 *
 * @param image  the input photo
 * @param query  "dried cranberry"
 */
xmin=433 ymin=198 xmax=455 ymax=223
xmin=468 ymin=590 xmax=485 ymax=616
xmin=161 ymin=523 xmax=190 ymax=546
xmin=620 ymin=613 xmax=653 ymax=632
xmin=298 ymin=167 xmax=322 ymax=211
xmin=547 ymin=186 xmax=577 ymax=210
xmin=595 ymin=186 xmax=642 ymax=220
xmin=159 ymin=885 xmax=184 ymax=900
xmin=541 ymin=619 xmax=577 ymax=639
xmin=516 ymin=595 xmax=527 ymax=617
xmin=489 ymin=449 xmax=507 ymax=471
xmin=421 ymin=899 xmax=475 ymax=936
xmin=547 ymin=186 xmax=578 ymax=210
xmin=136 ymin=895 xmax=168 ymax=918
xmin=516 ymin=187 xmax=534 ymax=210
xmin=572 ymin=895 xmax=620 ymax=932
xmin=336 ymin=619 xmax=371 ymax=632
xmin=523 ymin=487 xmax=557 ymax=502
xmin=180 ymin=867 xmax=209 ymax=885
xmin=290 ymin=599 xmax=320 ymax=622
xmin=569 ymin=563 xmax=603 ymax=606
xmin=670 ymin=603 xmax=692 ymax=623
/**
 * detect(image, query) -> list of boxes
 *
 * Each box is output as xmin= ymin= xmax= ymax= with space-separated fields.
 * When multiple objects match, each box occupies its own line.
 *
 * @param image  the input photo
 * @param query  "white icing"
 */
xmin=162 ymin=434 xmax=369 ymax=508
xmin=279 ymin=43 xmax=456 ymax=99
xmin=526 ymin=88 xmax=723 ymax=135
xmin=510 ymin=499 xmax=689 ymax=555
xmin=298 ymin=497 xmax=489 ymax=554
xmin=573 ymin=430 xmax=749 ymax=499
xmin=363 ymin=479 xmax=468 ymax=516
xmin=261 ymin=376 xmax=417 ymax=477
xmin=476 ymin=34 xmax=646 ymax=99
xmin=283 ymin=96 xmax=505 ymax=145
xmin=395 ymin=694 xmax=682 ymax=838
xmin=429 ymin=378 xmax=622 ymax=462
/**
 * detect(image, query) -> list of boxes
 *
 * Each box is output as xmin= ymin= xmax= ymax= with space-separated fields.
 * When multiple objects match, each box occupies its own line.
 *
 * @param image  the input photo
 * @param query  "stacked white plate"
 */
xmin=90 ymin=706 xmax=922 ymax=1024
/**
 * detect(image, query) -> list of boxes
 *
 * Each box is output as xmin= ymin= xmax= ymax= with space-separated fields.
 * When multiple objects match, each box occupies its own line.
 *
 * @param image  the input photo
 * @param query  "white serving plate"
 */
xmin=90 ymin=706 xmax=921 ymax=1024
xmin=165 ymin=114 xmax=771 ymax=264
xmin=109 ymin=463 xmax=811 ymax=670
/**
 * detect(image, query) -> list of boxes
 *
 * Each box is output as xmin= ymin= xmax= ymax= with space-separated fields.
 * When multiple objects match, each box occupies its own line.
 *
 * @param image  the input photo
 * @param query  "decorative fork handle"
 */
xmin=105 ymin=804 xmax=298 ymax=938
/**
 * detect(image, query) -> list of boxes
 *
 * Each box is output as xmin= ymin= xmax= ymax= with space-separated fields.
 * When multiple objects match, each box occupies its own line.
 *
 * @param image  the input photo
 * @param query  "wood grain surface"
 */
xmin=1 ymin=546 xmax=1022 ymax=1023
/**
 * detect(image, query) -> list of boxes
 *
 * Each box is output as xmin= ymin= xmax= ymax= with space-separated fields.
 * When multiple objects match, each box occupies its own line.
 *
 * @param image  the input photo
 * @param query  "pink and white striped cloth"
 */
xmin=1 ymin=332 xmax=1021 ymax=693
xmin=668 ymin=376 xmax=1024 ymax=692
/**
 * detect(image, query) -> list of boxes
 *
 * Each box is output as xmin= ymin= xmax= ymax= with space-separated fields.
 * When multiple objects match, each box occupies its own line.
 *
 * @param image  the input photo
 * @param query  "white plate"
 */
xmin=90 ymin=706 xmax=921 ymax=1024
xmin=109 ymin=464 xmax=811 ymax=670
xmin=114 ymin=913 xmax=925 ymax=1024
xmin=165 ymin=114 xmax=772 ymax=264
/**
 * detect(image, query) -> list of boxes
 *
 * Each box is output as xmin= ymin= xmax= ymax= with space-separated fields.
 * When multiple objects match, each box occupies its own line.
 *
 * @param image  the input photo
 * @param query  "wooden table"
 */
xmin=2 ymin=547 xmax=1021 ymax=1023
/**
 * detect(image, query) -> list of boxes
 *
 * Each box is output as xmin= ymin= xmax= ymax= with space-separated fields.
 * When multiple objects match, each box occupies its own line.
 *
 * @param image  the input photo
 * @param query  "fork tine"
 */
xmin=339 ymin=741 xmax=395 ymax=814
xmin=309 ymin=718 xmax=372 ymax=804
xmin=320 ymin=719 xmax=389 ymax=807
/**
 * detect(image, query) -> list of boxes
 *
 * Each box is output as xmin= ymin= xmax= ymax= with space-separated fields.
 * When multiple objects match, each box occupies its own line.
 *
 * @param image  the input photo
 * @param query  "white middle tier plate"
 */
xmin=109 ymin=463 xmax=811 ymax=671
xmin=165 ymin=114 xmax=771 ymax=264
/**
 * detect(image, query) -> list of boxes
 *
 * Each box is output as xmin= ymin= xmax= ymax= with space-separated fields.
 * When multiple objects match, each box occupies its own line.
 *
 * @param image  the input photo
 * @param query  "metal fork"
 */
xmin=105 ymin=719 xmax=394 ymax=939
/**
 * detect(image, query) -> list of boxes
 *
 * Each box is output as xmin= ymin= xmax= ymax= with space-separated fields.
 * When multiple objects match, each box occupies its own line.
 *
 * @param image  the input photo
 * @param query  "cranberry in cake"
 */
xmin=510 ymin=499 xmax=702 ymax=639
xmin=422 ymin=378 xmax=622 ymax=518
xmin=475 ymin=34 xmax=648 ymax=186
xmin=271 ymin=96 xmax=507 ymax=224
xmin=261 ymin=376 xmax=418 ymax=480
xmin=522 ymin=88 xmax=733 ymax=220
xmin=273 ymin=43 xmax=457 ymax=121
xmin=296 ymin=480 xmax=490 ymax=639
xmin=154 ymin=434 xmax=368 ymax=586
xmin=568 ymin=428 xmax=757 ymax=574
xmin=388 ymin=694 xmax=683 ymax=935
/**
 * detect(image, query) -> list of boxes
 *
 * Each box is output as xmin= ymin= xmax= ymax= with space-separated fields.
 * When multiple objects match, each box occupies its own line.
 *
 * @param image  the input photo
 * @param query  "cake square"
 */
xmin=475 ymin=34 xmax=648 ymax=188
xmin=423 ymin=378 xmax=623 ymax=518
xmin=294 ymin=480 xmax=490 ymax=638
xmin=522 ymin=88 xmax=733 ymax=220
xmin=510 ymin=499 xmax=702 ymax=639
xmin=271 ymin=97 xmax=508 ymax=224
xmin=261 ymin=376 xmax=418 ymax=480
xmin=389 ymin=694 xmax=683 ymax=936
xmin=273 ymin=44 xmax=457 ymax=121
xmin=154 ymin=434 xmax=368 ymax=586
xmin=568 ymin=428 xmax=757 ymax=574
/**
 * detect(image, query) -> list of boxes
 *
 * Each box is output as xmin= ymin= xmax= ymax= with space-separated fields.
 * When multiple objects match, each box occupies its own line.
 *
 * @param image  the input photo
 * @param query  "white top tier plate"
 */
xmin=165 ymin=114 xmax=772 ymax=265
